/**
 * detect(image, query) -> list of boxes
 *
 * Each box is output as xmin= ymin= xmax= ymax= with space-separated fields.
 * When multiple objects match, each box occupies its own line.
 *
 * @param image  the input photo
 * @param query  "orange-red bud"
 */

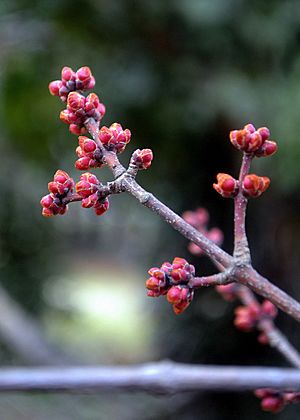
xmin=242 ymin=174 xmax=270 ymax=198
xmin=213 ymin=173 xmax=238 ymax=198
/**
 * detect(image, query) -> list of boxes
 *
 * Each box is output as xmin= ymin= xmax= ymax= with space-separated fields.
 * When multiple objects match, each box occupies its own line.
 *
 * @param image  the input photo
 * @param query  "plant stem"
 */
xmin=233 ymin=153 xmax=252 ymax=263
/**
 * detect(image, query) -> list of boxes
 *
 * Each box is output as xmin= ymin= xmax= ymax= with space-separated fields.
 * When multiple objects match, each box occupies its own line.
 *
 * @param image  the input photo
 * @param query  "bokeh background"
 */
xmin=0 ymin=0 xmax=300 ymax=419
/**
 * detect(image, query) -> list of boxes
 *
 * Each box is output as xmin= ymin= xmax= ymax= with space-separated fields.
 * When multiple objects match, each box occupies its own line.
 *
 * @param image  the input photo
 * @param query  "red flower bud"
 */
xmin=261 ymin=300 xmax=277 ymax=319
xmin=61 ymin=66 xmax=76 ymax=83
xmin=76 ymin=66 xmax=92 ymax=82
xmin=75 ymin=157 xmax=92 ymax=170
xmin=242 ymin=174 xmax=270 ymax=198
xmin=76 ymin=173 xmax=100 ymax=198
xmin=81 ymin=192 xmax=99 ymax=208
xmin=131 ymin=149 xmax=153 ymax=169
xmin=67 ymin=92 xmax=85 ymax=111
xmin=213 ymin=173 xmax=239 ymax=198
xmin=49 ymin=66 xmax=97 ymax=104
xmin=94 ymin=197 xmax=109 ymax=216
xmin=167 ymin=286 xmax=193 ymax=314
xmin=79 ymin=136 xmax=97 ymax=153
xmin=234 ymin=303 xmax=260 ymax=332
xmin=48 ymin=80 xmax=62 ymax=96
xmin=146 ymin=267 xmax=168 ymax=296
xmin=69 ymin=124 xmax=86 ymax=135
xmin=261 ymin=396 xmax=284 ymax=413
xmin=255 ymin=140 xmax=278 ymax=157
xmin=40 ymin=194 xmax=68 ymax=217
xmin=257 ymin=127 xmax=270 ymax=141
xmin=48 ymin=170 xmax=74 ymax=196
xmin=229 ymin=124 xmax=272 ymax=153
xmin=215 ymin=284 xmax=237 ymax=301
xmin=99 ymin=123 xmax=131 ymax=154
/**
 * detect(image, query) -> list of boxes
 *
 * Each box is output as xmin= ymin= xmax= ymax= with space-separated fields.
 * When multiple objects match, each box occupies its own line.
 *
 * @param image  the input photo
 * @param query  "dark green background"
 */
xmin=0 ymin=0 xmax=300 ymax=418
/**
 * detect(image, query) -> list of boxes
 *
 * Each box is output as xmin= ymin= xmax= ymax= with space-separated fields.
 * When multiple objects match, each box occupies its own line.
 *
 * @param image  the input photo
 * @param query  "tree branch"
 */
xmin=0 ymin=363 xmax=300 ymax=393
xmin=84 ymin=118 xmax=300 ymax=322
xmin=233 ymin=153 xmax=252 ymax=263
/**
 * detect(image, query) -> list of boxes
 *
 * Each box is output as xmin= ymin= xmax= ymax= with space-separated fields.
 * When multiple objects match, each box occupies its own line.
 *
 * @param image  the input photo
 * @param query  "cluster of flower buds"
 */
xmin=146 ymin=258 xmax=195 ymax=314
xmin=40 ymin=170 xmax=74 ymax=217
xmin=255 ymin=388 xmax=300 ymax=413
xmin=242 ymin=174 xmax=270 ymax=198
xmin=130 ymin=149 xmax=153 ymax=170
xmin=182 ymin=208 xmax=223 ymax=256
xmin=215 ymin=284 xmax=238 ymax=302
xmin=213 ymin=173 xmax=239 ymax=198
xmin=75 ymin=136 xmax=104 ymax=170
xmin=49 ymin=66 xmax=96 ymax=102
xmin=60 ymin=92 xmax=106 ymax=135
xmin=75 ymin=173 xmax=109 ymax=216
xmin=99 ymin=123 xmax=131 ymax=154
xmin=234 ymin=300 xmax=277 ymax=333
xmin=230 ymin=124 xmax=277 ymax=157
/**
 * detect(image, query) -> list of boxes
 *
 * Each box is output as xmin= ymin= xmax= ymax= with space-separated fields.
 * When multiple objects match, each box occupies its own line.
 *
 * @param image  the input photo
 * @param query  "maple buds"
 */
xmin=234 ymin=300 xmax=278 ymax=334
xmin=60 ymin=92 xmax=106 ymax=135
xmin=40 ymin=170 xmax=74 ymax=217
xmin=75 ymin=173 xmax=110 ymax=216
xmin=255 ymin=389 xmax=300 ymax=413
xmin=49 ymin=66 xmax=95 ymax=102
xmin=213 ymin=173 xmax=239 ymax=198
xmin=75 ymin=136 xmax=104 ymax=170
xmin=183 ymin=208 xmax=223 ymax=256
xmin=130 ymin=149 xmax=153 ymax=170
xmin=146 ymin=258 xmax=195 ymax=314
xmin=230 ymin=123 xmax=277 ymax=157
xmin=99 ymin=123 xmax=131 ymax=154
xmin=242 ymin=174 xmax=270 ymax=198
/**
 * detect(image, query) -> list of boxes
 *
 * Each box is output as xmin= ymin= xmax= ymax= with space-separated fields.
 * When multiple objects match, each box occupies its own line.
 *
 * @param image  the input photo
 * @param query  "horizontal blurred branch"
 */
xmin=0 ymin=362 xmax=299 ymax=393
xmin=0 ymin=285 xmax=70 ymax=365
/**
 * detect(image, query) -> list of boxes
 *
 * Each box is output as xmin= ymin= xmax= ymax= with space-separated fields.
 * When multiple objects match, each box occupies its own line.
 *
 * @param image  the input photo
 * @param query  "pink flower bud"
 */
xmin=242 ymin=174 xmax=270 ymax=198
xmin=75 ymin=157 xmax=91 ymax=170
xmin=213 ymin=173 xmax=239 ymax=198
xmin=69 ymin=124 xmax=86 ymax=135
xmin=99 ymin=123 xmax=131 ymax=154
xmin=229 ymin=124 xmax=271 ymax=153
xmin=40 ymin=194 xmax=68 ymax=217
xmin=81 ymin=192 xmax=99 ymax=208
xmin=47 ymin=170 xmax=74 ymax=196
xmin=215 ymin=284 xmax=237 ymax=301
xmin=67 ymin=92 xmax=85 ymax=111
xmin=261 ymin=300 xmax=278 ymax=319
xmin=255 ymin=140 xmax=278 ymax=157
xmin=131 ymin=149 xmax=153 ymax=169
xmin=261 ymin=396 xmax=284 ymax=413
xmin=79 ymin=136 xmax=97 ymax=153
xmin=48 ymin=80 xmax=62 ymax=96
xmin=76 ymin=173 xmax=100 ymax=198
xmin=257 ymin=127 xmax=270 ymax=141
xmin=61 ymin=67 xmax=76 ymax=82
xmin=76 ymin=66 xmax=92 ymax=82
xmin=94 ymin=197 xmax=109 ymax=216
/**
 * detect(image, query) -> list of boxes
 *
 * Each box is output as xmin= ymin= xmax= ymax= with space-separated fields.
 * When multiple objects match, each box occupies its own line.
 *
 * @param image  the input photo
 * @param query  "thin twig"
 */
xmin=233 ymin=153 xmax=252 ymax=262
xmin=235 ymin=285 xmax=300 ymax=369
xmin=0 ymin=363 xmax=299 ymax=393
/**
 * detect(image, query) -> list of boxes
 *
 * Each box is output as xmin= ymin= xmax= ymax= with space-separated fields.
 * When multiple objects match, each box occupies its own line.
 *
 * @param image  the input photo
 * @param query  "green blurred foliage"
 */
xmin=0 ymin=0 xmax=300 ymax=418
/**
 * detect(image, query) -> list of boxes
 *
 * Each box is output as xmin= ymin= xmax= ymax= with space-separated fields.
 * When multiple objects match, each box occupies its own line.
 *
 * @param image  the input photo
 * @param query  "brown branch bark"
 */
xmin=0 ymin=363 xmax=300 ymax=393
